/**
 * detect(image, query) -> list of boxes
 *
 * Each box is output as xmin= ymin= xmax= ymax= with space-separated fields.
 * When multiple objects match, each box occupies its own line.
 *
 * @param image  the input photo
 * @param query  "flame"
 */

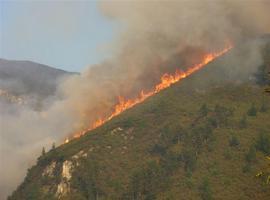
xmin=65 ymin=44 xmax=233 ymax=143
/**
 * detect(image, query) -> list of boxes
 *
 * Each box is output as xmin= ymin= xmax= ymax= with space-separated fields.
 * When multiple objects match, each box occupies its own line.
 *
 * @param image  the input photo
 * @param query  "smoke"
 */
xmin=1 ymin=0 xmax=270 ymax=198
xmin=58 ymin=0 xmax=270 ymax=131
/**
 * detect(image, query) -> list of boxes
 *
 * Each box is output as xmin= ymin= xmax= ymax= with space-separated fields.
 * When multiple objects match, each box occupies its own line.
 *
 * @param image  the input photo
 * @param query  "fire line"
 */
xmin=65 ymin=45 xmax=233 ymax=144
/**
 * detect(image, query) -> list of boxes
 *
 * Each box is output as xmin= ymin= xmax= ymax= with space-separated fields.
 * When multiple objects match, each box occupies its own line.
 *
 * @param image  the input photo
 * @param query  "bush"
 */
xmin=256 ymin=132 xmax=270 ymax=155
xmin=199 ymin=104 xmax=209 ymax=117
xmin=229 ymin=135 xmax=240 ymax=147
xmin=242 ymin=164 xmax=251 ymax=173
xmin=260 ymin=99 xmax=268 ymax=112
xmin=239 ymin=115 xmax=247 ymax=128
xmin=199 ymin=178 xmax=213 ymax=200
xmin=247 ymin=103 xmax=257 ymax=116
xmin=181 ymin=149 xmax=197 ymax=173
xmin=214 ymin=104 xmax=233 ymax=126
xmin=245 ymin=146 xmax=256 ymax=163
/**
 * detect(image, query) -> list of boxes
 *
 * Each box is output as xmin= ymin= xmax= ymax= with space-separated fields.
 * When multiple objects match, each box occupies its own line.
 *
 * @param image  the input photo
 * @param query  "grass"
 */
xmin=9 ymin=44 xmax=270 ymax=200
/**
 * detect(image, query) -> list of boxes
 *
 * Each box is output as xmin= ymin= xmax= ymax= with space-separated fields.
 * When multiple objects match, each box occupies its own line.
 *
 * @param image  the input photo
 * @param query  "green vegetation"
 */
xmin=8 ymin=44 xmax=270 ymax=199
xmin=247 ymin=103 xmax=257 ymax=116
xmin=199 ymin=178 xmax=213 ymax=200
xmin=256 ymin=132 xmax=270 ymax=155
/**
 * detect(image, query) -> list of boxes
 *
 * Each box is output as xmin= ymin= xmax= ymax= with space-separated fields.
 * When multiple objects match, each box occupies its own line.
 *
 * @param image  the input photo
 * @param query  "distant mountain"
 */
xmin=8 ymin=41 xmax=270 ymax=199
xmin=0 ymin=59 xmax=75 ymax=99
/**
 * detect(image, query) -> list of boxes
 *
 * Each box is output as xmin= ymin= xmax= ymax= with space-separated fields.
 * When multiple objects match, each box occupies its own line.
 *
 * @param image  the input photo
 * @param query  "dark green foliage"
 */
xmin=255 ymin=132 xmax=270 ymax=155
xmin=255 ymin=64 xmax=270 ymax=86
xmin=229 ymin=135 xmax=240 ymax=147
xmin=71 ymin=160 xmax=103 ymax=200
xmin=239 ymin=115 xmax=247 ymax=128
xmin=125 ymin=161 xmax=169 ymax=200
xmin=189 ymin=123 xmax=214 ymax=150
xmin=161 ymin=151 xmax=181 ymax=172
xmin=52 ymin=143 xmax=56 ymax=150
xmin=245 ymin=146 xmax=256 ymax=163
xmin=149 ymin=144 xmax=166 ymax=156
xmin=242 ymin=163 xmax=252 ymax=173
xmin=199 ymin=178 xmax=213 ymax=200
xmin=207 ymin=117 xmax=218 ymax=128
xmin=260 ymin=99 xmax=268 ymax=112
xmin=42 ymin=147 xmax=46 ymax=156
xmin=247 ymin=103 xmax=257 ymax=116
xmin=199 ymin=104 xmax=209 ymax=117
xmin=213 ymin=104 xmax=233 ymax=126
xmin=180 ymin=149 xmax=197 ymax=173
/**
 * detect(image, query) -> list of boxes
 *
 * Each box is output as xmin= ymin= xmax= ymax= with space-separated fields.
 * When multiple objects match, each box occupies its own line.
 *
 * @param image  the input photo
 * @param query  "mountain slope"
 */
xmin=8 ymin=44 xmax=270 ymax=200
xmin=0 ymin=59 xmax=75 ymax=101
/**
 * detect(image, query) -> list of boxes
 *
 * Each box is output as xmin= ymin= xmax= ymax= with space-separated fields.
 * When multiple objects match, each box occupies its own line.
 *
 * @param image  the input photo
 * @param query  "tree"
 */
xmin=52 ymin=142 xmax=56 ymax=150
xmin=42 ymin=147 xmax=46 ymax=156
xmin=247 ymin=103 xmax=257 ymax=116
xmin=239 ymin=115 xmax=247 ymax=128
xmin=199 ymin=104 xmax=209 ymax=117
xmin=245 ymin=146 xmax=256 ymax=163
xmin=229 ymin=135 xmax=240 ymax=147
xmin=256 ymin=132 xmax=270 ymax=155
xmin=199 ymin=178 xmax=213 ymax=200
xmin=181 ymin=149 xmax=197 ymax=173
xmin=260 ymin=98 xmax=268 ymax=112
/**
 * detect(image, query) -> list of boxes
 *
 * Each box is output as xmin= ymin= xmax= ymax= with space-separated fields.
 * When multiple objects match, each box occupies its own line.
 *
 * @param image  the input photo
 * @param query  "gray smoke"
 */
xmin=1 ymin=0 xmax=270 ymax=199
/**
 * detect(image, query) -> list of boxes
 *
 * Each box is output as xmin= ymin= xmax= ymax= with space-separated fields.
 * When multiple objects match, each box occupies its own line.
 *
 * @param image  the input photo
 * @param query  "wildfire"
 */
xmin=65 ymin=44 xmax=233 ymax=143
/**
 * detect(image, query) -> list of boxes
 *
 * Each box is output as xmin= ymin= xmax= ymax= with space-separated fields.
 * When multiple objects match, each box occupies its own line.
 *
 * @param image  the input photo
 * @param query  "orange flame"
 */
xmin=65 ymin=45 xmax=232 ymax=143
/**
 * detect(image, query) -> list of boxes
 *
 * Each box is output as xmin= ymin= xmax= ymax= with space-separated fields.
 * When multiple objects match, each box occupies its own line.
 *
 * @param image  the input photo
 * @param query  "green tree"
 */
xmin=42 ymin=147 xmax=46 ymax=156
xmin=239 ymin=115 xmax=247 ymax=128
xmin=256 ymin=132 xmax=270 ymax=154
xmin=199 ymin=104 xmax=209 ymax=117
xmin=199 ymin=178 xmax=213 ymax=200
xmin=247 ymin=103 xmax=257 ymax=116
xmin=181 ymin=149 xmax=197 ymax=173
xmin=51 ymin=142 xmax=56 ymax=150
xmin=229 ymin=135 xmax=240 ymax=147
xmin=245 ymin=146 xmax=256 ymax=163
xmin=260 ymin=98 xmax=268 ymax=112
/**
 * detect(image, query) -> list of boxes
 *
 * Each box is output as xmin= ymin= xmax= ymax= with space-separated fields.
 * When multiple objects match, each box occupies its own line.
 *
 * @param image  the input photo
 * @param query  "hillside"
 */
xmin=8 ymin=43 xmax=270 ymax=200
xmin=0 ymin=59 xmax=75 ymax=106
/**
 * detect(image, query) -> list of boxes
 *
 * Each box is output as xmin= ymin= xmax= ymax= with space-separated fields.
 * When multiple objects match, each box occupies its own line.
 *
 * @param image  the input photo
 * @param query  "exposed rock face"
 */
xmin=42 ymin=161 xmax=56 ymax=177
xmin=56 ymin=160 xmax=73 ymax=198
xmin=62 ymin=160 xmax=73 ymax=181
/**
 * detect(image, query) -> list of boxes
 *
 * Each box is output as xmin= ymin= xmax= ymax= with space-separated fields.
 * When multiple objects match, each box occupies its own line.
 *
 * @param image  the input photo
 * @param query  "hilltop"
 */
xmin=8 ymin=40 xmax=270 ymax=200
xmin=0 ymin=59 xmax=76 ymax=107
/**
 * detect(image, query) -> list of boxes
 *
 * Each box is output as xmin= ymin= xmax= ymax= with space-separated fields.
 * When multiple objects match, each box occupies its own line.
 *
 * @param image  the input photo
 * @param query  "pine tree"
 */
xmin=199 ymin=104 xmax=209 ymax=117
xmin=52 ymin=142 xmax=56 ymax=150
xmin=42 ymin=147 xmax=46 ymax=156
xmin=247 ymin=103 xmax=257 ymax=116
xmin=260 ymin=98 xmax=268 ymax=112
xmin=239 ymin=115 xmax=247 ymax=128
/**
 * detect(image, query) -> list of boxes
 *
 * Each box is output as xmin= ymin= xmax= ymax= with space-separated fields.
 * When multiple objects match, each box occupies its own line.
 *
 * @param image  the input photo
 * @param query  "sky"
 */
xmin=0 ymin=0 xmax=116 ymax=72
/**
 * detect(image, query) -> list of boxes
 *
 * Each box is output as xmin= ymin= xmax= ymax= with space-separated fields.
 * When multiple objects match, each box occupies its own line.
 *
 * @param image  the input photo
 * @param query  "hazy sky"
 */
xmin=0 ymin=0 xmax=116 ymax=72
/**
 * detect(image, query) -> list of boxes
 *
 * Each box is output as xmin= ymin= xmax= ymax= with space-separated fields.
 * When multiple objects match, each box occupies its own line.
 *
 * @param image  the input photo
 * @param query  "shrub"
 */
xmin=242 ymin=163 xmax=251 ymax=173
xmin=260 ymin=99 xmax=268 ymax=112
xmin=199 ymin=104 xmax=209 ymax=117
xmin=239 ymin=115 xmax=247 ymax=128
xmin=256 ymin=132 xmax=270 ymax=155
xmin=229 ymin=135 xmax=240 ymax=147
xmin=181 ymin=149 xmax=197 ymax=172
xmin=245 ymin=146 xmax=256 ymax=163
xmin=247 ymin=103 xmax=257 ymax=116
xmin=214 ymin=104 xmax=233 ymax=126
xmin=199 ymin=178 xmax=213 ymax=200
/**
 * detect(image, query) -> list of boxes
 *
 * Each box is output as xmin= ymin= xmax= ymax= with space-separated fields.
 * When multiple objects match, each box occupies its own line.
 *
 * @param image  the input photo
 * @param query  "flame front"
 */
xmin=65 ymin=45 xmax=232 ymax=143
